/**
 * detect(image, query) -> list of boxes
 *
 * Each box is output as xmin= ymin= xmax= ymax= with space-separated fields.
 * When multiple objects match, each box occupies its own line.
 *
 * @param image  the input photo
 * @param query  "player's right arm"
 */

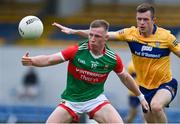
xmin=52 ymin=22 xmax=120 ymax=40
xmin=22 ymin=44 xmax=78 ymax=67
xmin=108 ymin=31 xmax=120 ymax=40
xmin=21 ymin=52 xmax=65 ymax=67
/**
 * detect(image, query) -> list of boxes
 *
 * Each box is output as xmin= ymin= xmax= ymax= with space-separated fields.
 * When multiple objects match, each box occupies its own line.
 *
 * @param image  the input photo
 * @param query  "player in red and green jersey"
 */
xmin=60 ymin=40 xmax=124 ymax=102
xmin=52 ymin=3 xmax=180 ymax=123
xmin=22 ymin=19 xmax=149 ymax=123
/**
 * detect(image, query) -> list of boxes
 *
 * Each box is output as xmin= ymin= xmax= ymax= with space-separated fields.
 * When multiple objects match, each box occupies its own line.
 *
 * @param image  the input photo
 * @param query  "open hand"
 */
xmin=52 ymin=22 xmax=74 ymax=34
xmin=140 ymin=98 xmax=149 ymax=113
xmin=21 ymin=52 xmax=33 ymax=66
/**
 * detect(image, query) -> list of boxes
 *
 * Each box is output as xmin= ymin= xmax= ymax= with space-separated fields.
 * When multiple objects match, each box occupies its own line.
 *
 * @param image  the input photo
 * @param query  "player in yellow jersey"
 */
xmin=52 ymin=3 xmax=180 ymax=123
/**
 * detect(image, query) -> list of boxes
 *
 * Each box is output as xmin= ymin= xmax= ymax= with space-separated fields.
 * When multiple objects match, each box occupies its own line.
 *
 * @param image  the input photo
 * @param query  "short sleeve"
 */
xmin=115 ymin=26 xmax=136 ymax=42
xmin=115 ymin=29 xmax=126 ymax=41
xmin=61 ymin=44 xmax=78 ymax=60
xmin=114 ymin=54 xmax=124 ymax=74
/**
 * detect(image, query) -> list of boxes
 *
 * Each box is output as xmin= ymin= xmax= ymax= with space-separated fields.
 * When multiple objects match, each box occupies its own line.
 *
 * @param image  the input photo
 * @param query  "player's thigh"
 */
xmin=151 ymin=89 xmax=171 ymax=107
xmin=46 ymin=106 xmax=73 ymax=123
xmin=93 ymin=104 xmax=123 ymax=123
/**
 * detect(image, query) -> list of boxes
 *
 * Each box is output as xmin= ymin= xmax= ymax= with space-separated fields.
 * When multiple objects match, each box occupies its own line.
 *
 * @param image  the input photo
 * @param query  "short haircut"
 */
xmin=90 ymin=19 xmax=109 ymax=32
xmin=136 ymin=3 xmax=155 ymax=19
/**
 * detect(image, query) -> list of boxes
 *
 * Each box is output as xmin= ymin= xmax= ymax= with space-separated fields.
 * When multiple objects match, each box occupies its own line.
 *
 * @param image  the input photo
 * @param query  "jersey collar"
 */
xmin=152 ymin=25 xmax=157 ymax=34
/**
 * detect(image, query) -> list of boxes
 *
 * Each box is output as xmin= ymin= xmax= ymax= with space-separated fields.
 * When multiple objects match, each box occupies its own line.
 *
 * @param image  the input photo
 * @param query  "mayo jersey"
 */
xmin=115 ymin=25 xmax=180 ymax=89
xmin=60 ymin=40 xmax=124 ymax=102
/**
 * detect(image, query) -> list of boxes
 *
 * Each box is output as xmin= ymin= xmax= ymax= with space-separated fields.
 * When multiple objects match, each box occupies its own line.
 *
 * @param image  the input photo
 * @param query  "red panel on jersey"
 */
xmin=61 ymin=44 xmax=79 ymax=60
xmin=114 ymin=54 xmax=124 ymax=73
xmin=68 ymin=63 xmax=108 ymax=84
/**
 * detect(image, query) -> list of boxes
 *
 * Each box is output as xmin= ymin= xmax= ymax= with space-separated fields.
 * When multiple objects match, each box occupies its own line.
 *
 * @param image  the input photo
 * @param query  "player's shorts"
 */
xmin=58 ymin=94 xmax=110 ymax=122
xmin=140 ymin=78 xmax=178 ymax=112
xmin=129 ymin=95 xmax=140 ymax=108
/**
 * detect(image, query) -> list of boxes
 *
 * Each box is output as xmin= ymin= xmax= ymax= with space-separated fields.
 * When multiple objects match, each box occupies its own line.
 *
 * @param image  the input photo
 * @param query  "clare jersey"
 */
xmin=115 ymin=25 xmax=180 ymax=89
xmin=60 ymin=40 xmax=124 ymax=102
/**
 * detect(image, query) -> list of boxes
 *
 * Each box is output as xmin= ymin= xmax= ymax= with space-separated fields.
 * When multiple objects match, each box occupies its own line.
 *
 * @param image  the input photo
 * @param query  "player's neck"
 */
xmin=90 ymin=46 xmax=105 ymax=57
xmin=91 ymin=50 xmax=102 ymax=56
xmin=141 ymin=32 xmax=151 ymax=37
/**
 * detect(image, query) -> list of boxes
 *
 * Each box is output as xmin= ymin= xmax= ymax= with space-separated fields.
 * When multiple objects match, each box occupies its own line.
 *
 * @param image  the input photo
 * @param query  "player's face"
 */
xmin=136 ymin=10 xmax=154 ymax=36
xmin=89 ymin=27 xmax=107 ymax=53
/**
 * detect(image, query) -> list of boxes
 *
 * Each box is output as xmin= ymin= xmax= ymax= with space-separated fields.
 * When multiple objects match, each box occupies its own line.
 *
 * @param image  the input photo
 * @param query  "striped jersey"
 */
xmin=60 ymin=40 xmax=124 ymax=102
xmin=115 ymin=25 xmax=180 ymax=89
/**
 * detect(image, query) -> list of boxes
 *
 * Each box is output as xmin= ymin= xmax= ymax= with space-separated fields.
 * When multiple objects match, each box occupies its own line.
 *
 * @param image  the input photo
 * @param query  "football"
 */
xmin=18 ymin=15 xmax=43 ymax=39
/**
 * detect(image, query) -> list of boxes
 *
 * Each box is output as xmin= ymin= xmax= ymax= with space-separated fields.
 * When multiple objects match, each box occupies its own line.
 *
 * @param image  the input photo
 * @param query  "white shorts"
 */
xmin=59 ymin=94 xmax=110 ymax=122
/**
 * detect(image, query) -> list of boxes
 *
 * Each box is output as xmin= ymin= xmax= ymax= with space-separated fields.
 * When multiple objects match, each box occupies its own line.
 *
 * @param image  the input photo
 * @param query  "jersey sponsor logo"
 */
xmin=78 ymin=58 xmax=86 ymax=65
xmin=141 ymin=45 xmax=153 ymax=52
xmin=128 ymin=41 xmax=170 ymax=59
xmin=75 ymin=67 xmax=105 ymax=77
xmin=135 ymin=51 xmax=161 ymax=58
xmin=68 ymin=63 xmax=108 ymax=83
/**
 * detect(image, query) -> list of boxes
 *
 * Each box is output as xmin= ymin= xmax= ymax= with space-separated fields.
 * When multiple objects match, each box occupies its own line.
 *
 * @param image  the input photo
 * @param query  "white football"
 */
xmin=18 ymin=15 xmax=43 ymax=39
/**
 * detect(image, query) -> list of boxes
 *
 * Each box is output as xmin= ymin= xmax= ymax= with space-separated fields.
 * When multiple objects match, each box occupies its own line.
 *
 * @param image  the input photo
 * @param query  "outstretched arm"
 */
xmin=21 ymin=52 xmax=64 ymax=67
xmin=52 ymin=22 xmax=89 ymax=38
xmin=117 ymin=70 xmax=149 ymax=111
xmin=52 ymin=22 xmax=120 ymax=40
xmin=108 ymin=31 xmax=119 ymax=41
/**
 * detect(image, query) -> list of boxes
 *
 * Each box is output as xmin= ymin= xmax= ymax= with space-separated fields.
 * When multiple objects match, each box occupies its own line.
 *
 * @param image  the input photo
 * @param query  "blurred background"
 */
xmin=0 ymin=0 xmax=180 ymax=123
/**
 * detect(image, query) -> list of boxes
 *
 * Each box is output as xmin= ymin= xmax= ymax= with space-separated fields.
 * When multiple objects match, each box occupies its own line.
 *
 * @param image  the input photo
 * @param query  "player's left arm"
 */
xmin=168 ymin=35 xmax=180 ymax=57
xmin=171 ymin=39 xmax=180 ymax=57
xmin=173 ymin=49 xmax=180 ymax=57
xmin=117 ymin=69 xmax=149 ymax=111
xmin=114 ymin=54 xmax=149 ymax=111
xmin=114 ymin=55 xmax=141 ymax=96
xmin=117 ymin=70 xmax=141 ymax=96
